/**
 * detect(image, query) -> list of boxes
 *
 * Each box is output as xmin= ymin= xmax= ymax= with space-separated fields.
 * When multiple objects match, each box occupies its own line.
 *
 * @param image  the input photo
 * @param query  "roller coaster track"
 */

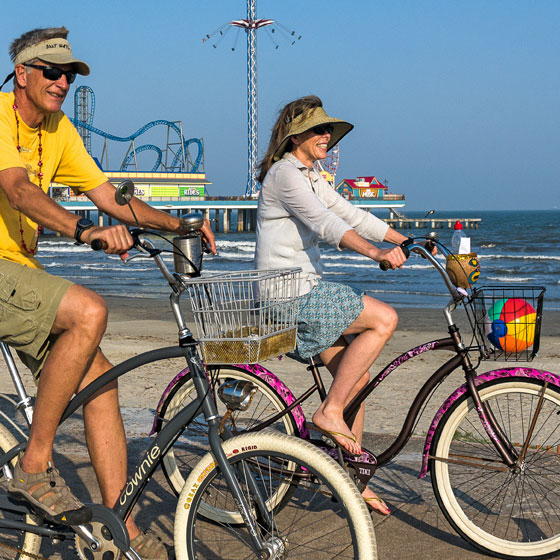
xmin=122 ymin=144 xmax=163 ymax=171
xmin=70 ymin=118 xmax=204 ymax=172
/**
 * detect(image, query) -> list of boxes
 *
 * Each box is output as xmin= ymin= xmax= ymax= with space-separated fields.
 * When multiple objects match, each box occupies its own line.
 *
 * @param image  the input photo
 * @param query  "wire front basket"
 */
xmin=470 ymin=286 xmax=545 ymax=361
xmin=182 ymin=268 xmax=301 ymax=364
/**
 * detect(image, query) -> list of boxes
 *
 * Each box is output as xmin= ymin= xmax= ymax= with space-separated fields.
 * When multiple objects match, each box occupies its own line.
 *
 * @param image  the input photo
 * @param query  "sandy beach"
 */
xmin=1 ymin=297 xmax=559 ymax=559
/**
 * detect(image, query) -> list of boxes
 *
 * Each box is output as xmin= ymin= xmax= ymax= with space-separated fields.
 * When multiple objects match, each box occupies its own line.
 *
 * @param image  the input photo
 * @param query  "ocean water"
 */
xmin=36 ymin=209 xmax=560 ymax=310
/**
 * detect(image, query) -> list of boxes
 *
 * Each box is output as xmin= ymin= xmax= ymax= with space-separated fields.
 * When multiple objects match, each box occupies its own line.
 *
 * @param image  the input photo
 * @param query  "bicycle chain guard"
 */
xmin=75 ymin=504 xmax=130 ymax=560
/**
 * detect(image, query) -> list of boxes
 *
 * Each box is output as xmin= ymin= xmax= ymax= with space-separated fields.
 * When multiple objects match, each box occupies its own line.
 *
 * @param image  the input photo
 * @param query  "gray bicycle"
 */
xmin=0 ymin=182 xmax=376 ymax=560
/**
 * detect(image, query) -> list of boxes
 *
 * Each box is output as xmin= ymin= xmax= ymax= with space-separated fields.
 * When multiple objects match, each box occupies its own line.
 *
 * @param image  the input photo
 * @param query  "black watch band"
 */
xmin=74 ymin=218 xmax=94 ymax=244
xmin=399 ymin=237 xmax=415 ymax=258
xmin=400 ymin=237 xmax=415 ymax=249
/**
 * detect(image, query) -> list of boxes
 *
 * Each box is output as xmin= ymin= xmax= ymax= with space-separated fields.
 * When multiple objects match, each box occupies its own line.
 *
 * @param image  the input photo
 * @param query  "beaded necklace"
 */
xmin=13 ymin=103 xmax=42 ymax=255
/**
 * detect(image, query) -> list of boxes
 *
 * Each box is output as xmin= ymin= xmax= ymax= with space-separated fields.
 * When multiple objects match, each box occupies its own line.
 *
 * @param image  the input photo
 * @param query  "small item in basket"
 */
xmin=445 ymin=253 xmax=481 ymax=289
xmin=484 ymin=298 xmax=536 ymax=353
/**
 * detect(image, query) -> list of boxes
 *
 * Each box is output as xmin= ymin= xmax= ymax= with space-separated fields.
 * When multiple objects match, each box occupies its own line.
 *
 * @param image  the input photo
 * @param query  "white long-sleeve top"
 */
xmin=255 ymin=153 xmax=390 ymax=296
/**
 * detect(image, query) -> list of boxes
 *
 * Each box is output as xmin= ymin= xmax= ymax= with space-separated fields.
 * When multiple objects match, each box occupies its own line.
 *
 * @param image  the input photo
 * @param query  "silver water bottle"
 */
xmin=173 ymin=213 xmax=205 ymax=276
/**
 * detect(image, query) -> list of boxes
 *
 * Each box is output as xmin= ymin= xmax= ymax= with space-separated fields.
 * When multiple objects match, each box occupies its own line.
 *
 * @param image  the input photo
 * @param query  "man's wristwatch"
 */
xmin=74 ymin=218 xmax=94 ymax=244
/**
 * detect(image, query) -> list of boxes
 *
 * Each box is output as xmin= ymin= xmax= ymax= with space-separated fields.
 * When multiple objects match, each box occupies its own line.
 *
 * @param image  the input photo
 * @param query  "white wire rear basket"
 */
xmin=182 ymin=268 xmax=301 ymax=364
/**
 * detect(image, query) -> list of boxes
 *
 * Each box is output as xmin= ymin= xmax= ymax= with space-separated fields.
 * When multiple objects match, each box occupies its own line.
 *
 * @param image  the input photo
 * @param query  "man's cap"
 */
xmin=273 ymin=106 xmax=354 ymax=162
xmin=14 ymin=38 xmax=90 ymax=75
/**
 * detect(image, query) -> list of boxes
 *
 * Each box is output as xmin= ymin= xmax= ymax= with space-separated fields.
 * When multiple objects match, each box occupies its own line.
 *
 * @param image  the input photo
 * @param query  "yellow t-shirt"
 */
xmin=0 ymin=91 xmax=108 ymax=268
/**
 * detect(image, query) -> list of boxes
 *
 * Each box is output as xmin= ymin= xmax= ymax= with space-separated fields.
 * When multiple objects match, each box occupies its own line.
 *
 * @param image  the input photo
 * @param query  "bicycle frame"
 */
xmin=234 ymin=241 xmax=535 ymax=475
xmin=183 ymin=324 xmax=529 ymax=478
xmin=194 ymin=337 xmax=517 ymax=472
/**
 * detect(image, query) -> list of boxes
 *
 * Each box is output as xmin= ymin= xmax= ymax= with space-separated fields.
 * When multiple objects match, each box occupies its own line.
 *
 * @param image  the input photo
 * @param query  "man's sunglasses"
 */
xmin=23 ymin=63 xmax=76 ymax=84
xmin=311 ymin=124 xmax=334 ymax=136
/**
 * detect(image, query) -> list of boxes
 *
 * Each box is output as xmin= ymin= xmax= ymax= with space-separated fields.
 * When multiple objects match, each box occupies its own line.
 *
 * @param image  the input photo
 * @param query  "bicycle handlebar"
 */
xmin=380 ymin=235 xmax=462 ymax=300
xmin=91 ymin=227 xmax=462 ymax=306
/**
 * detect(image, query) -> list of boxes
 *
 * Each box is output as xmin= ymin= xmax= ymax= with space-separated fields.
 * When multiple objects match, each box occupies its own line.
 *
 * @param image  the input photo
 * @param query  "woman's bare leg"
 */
xmin=314 ymin=304 xmax=394 ymax=513
xmin=312 ymin=295 xmax=398 ymax=455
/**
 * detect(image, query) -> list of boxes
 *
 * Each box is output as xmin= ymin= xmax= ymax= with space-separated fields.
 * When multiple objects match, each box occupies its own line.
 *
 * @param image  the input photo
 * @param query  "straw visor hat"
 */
xmin=14 ymin=38 xmax=90 ymax=75
xmin=273 ymin=106 xmax=354 ymax=162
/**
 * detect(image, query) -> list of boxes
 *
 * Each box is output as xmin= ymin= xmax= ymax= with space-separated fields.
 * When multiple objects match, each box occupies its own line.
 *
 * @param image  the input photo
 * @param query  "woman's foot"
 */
xmin=311 ymin=410 xmax=362 ymax=456
xmin=362 ymin=488 xmax=390 ymax=515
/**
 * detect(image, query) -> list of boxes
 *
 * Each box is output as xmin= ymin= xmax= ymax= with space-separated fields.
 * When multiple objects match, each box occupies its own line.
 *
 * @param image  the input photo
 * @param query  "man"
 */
xmin=0 ymin=26 xmax=215 ymax=560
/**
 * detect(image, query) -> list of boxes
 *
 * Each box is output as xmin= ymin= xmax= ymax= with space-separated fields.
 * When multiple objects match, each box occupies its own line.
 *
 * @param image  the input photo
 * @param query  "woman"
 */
xmin=255 ymin=95 xmax=426 ymax=514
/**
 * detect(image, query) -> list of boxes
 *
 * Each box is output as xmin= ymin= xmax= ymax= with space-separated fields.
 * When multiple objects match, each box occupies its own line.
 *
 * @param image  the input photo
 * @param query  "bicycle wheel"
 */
xmin=430 ymin=377 xmax=560 ymax=559
xmin=174 ymin=430 xmax=376 ymax=560
xmin=0 ymin=424 xmax=42 ymax=559
xmin=160 ymin=365 xmax=299 ymax=495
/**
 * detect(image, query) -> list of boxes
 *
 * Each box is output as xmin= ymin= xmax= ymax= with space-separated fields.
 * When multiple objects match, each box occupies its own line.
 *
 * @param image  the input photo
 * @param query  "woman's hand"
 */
xmin=417 ymin=239 xmax=438 ymax=257
xmin=427 ymin=240 xmax=438 ymax=256
xmin=373 ymin=246 xmax=408 ymax=270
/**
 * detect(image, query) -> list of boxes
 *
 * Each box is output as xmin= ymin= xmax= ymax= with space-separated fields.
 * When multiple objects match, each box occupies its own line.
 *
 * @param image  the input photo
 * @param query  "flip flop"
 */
xmin=364 ymin=496 xmax=391 ymax=515
xmin=309 ymin=423 xmax=363 ymax=457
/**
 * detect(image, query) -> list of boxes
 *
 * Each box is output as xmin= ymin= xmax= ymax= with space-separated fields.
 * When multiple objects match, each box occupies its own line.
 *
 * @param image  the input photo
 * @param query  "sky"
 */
xmin=2 ymin=0 xmax=559 ymax=211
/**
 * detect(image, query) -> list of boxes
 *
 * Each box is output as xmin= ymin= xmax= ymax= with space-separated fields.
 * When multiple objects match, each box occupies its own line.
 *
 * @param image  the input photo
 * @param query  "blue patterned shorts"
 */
xmin=295 ymin=280 xmax=364 ymax=359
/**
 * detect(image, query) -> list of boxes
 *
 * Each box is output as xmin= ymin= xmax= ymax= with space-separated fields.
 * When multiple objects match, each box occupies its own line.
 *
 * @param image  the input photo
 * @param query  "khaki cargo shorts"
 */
xmin=0 ymin=259 xmax=72 ymax=379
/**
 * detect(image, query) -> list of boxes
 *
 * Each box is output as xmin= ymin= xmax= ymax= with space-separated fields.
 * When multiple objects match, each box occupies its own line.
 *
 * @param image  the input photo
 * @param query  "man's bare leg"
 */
xmin=21 ymin=285 xmax=108 ymax=473
xmin=78 ymin=349 xmax=141 ymax=539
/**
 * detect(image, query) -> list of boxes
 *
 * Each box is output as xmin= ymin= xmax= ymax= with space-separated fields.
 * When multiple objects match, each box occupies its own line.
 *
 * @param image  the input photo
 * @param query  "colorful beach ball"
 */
xmin=484 ymin=298 xmax=536 ymax=353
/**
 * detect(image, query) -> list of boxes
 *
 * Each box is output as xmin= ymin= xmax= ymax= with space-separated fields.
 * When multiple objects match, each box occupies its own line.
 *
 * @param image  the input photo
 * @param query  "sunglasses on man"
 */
xmin=311 ymin=124 xmax=334 ymax=136
xmin=23 ymin=63 xmax=76 ymax=84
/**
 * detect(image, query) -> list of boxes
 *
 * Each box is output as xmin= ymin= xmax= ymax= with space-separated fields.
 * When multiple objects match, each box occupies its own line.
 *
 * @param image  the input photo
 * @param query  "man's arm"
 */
xmin=0 ymin=167 xmax=86 ymax=239
xmin=84 ymin=181 xmax=216 ymax=253
xmin=0 ymin=168 xmax=134 ymax=255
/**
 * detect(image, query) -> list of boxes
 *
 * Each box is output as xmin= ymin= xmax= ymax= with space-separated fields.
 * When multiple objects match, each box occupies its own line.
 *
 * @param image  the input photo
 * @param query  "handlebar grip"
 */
xmin=379 ymin=260 xmax=392 ymax=271
xmin=91 ymin=239 xmax=105 ymax=251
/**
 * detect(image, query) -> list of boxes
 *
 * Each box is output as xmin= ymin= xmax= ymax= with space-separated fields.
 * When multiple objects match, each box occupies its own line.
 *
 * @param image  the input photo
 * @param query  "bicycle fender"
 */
xmin=150 ymin=363 xmax=309 ymax=438
xmin=419 ymin=367 xmax=560 ymax=479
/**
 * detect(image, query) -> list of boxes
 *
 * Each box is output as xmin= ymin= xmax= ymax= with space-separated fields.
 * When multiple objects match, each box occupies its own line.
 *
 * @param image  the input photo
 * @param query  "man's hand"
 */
xmin=81 ymin=224 xmax=133 ymax=258
xmin=199 ymin=219 xmax=217 ymax=254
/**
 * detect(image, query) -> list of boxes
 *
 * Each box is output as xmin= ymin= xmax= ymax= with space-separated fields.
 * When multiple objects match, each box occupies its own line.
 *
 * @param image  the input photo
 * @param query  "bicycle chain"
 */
xmin=0 ymin=541 xmax=48 ymax=560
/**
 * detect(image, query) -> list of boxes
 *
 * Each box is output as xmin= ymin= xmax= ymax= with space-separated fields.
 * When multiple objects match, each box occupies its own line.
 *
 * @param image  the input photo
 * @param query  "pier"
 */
xmin=56 ymin=198 xmax=480 ymax=232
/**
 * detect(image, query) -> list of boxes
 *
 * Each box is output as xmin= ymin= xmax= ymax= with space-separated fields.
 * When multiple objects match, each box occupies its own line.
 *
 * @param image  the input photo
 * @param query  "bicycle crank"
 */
xmin=76 ymin=521 xmax=121 ymax=560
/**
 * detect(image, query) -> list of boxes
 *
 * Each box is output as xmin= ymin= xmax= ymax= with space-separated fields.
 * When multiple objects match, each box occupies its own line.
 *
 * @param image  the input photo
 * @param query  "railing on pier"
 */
xmin=385 ymin=218 xmax=480 ymax=229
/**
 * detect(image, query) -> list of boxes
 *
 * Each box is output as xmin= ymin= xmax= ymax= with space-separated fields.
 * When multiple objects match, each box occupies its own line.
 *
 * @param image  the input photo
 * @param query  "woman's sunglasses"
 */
xmin=23 ymin=63 xmax=76 ymax=84
xmin=311 ymin=124 xmax=334 ymax=136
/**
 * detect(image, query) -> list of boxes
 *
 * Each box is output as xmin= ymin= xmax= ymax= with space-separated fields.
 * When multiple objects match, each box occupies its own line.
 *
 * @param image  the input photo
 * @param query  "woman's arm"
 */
xmin=339 ymin=229 xmax=408 ymax=269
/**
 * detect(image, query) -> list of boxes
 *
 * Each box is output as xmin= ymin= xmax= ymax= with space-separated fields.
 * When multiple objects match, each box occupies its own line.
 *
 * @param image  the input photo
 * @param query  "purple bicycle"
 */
xmin=154 ymin=234 xmax=559 ymax=560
